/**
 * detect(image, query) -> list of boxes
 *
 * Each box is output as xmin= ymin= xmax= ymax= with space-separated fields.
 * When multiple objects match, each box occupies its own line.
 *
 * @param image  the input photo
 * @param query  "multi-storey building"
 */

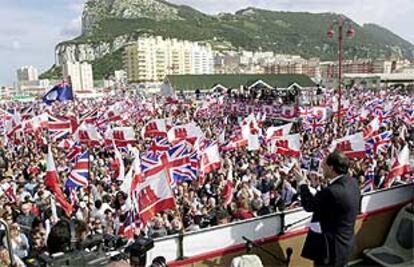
xmin=123 ymin=36 xmax=214 ymax=82
xmin=62 ymin=61 xmax=94 ymax=91
xmin=16 ymin=66 xmax=38 ymax=82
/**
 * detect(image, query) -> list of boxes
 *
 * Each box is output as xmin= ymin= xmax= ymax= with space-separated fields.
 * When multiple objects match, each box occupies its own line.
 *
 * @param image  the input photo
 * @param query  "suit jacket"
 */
xmin=299 ymin=175 xmax=360 ymax=267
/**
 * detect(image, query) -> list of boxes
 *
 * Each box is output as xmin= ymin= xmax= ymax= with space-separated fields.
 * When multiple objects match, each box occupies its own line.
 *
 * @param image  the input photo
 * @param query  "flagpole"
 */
xmin=87 ymin=148 xmax=92 ymax=221
xmin=175 ymin=204 xmax=187 ymax=261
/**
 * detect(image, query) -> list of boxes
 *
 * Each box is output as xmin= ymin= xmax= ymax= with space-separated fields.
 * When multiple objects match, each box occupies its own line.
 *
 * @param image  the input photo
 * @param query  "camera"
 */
xmin=24 ymin=235 xmax=154 ymax=267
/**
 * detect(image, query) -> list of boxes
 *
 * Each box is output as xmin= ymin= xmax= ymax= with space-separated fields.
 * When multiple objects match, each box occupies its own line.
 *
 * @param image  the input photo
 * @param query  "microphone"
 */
xmin=286 ymin=247 xmax=293 ymax=266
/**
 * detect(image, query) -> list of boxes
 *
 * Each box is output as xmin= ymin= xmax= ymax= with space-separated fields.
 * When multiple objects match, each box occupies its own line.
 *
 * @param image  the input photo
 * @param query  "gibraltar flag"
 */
xmin=221 ymin=134 xmax=248 ymax=151
xmin=242 ymin=122 xmax=260 ymax=151
xmin=135 ymin=168 xmax=175 ymax=224
xmin=105 ymin=127 xmax=136 ymax=147
xmin=269 ymin=134 xmax=301 ymax=158
xmin=363 ymin=117 xmax=380 ymax=139
xmin=384 ymin=145 xmax=411 ymax=188
xmin=167 ymin=122 xmax=204 ymax=145
xmin=77 ymin=124 xmax=103 ymax=146
xmin=141 ymin=118 xmax=172 ymax=139
xmin=331 ymin=132 xmax=366 ymax=159
xmin=44 ymin=146 xmax=73 ymax=216
xmin=266 ymin=123 xmax=292 ymax=140
xmin=23 ymin=113 xmax=48 ymax=132
xmin=201 ymin=144 xmax=222 ymax=176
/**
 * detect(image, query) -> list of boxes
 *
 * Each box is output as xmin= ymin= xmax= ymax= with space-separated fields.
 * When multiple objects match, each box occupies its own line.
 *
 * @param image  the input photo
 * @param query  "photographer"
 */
xmin=46 ymin=219 xmax=88 ymax=254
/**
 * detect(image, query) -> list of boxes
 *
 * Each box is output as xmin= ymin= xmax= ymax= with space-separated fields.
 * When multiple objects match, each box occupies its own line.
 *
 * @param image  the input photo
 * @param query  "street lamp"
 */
xmin=327 ymin=16 xmax=355 ymax=127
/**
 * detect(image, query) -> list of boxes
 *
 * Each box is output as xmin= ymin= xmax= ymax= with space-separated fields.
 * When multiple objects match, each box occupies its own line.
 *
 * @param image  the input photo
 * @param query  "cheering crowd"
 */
xmin=0 ymin=86 xmax=413 ymax=265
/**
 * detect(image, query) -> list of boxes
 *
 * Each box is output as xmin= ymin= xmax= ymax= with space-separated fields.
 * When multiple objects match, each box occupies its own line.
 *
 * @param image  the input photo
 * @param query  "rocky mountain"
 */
xmin=81 ymin=0 xmax=182 ymax=33
xmin=43 ymin=0 xmax=414 ymax=80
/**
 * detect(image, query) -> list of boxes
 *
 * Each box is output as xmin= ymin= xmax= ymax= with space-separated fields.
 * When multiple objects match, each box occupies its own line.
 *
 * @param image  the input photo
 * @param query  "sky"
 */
xmin=0 ymin=0 xmax=413 ymax=86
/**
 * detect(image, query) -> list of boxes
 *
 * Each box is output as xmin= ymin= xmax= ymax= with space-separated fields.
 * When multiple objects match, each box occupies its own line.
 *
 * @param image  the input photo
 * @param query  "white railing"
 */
xmin=146 ymin=183 xmax=414 ymax=265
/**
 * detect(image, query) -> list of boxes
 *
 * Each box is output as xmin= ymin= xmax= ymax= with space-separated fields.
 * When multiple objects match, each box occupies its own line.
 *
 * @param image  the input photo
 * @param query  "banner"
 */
xmin=228 ymin=103 xmax=298 ymax=121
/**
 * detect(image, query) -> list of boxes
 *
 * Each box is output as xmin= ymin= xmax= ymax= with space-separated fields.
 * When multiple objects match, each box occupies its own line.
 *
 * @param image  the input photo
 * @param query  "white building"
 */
xmin=123 ymin=36 xmax=214 ymax=82
xmin=17 ymin=79 xmax=50 ymax=95
xmin=62 ymin=62 xmax=94 ymax=92
xmin=114 ymin=70 xmax=127 ymax=84
xmin=16 ymin=66 xmax=38 ymax=82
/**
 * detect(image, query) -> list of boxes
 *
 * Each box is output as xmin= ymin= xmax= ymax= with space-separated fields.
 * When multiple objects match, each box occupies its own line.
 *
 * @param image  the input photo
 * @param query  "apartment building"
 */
xmin=124 ymin=36 xmax=214 ymax=82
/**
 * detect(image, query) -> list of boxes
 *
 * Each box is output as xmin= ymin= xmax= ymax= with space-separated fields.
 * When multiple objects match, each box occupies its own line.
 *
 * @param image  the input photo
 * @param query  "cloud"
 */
xmin=60 ymin=16 xmax=82 ymax=37
xmin=0 ymin=40 xmax=21 ymax=51
xmin=66 ymin=1 xmax=85 ymax=13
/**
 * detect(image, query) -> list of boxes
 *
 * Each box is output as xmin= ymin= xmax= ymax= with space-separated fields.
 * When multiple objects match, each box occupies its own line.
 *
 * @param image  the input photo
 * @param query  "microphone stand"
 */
xmin=242 ymin=236 xmax=293 ymax=266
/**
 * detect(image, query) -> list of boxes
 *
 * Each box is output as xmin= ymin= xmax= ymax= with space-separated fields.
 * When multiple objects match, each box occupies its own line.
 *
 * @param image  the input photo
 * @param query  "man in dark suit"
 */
xmin=293 ymin=150 xmax=360 ymax=267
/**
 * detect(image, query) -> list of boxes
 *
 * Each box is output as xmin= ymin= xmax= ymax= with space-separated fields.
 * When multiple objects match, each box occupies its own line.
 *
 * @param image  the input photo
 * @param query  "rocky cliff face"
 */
xmin=82 ymin=0 xmax=182 ymax=33
xmin=56 ymin=35 xmax=131 ymax=65
xmin=56 ymin=0 xmax=183 ymax=66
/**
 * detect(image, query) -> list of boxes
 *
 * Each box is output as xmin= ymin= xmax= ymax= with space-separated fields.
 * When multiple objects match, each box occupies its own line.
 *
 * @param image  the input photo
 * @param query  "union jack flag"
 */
xmin=377 ymin=110 xmax=392 ymax=125
xmin=366 ymin=131 xmax=393 ymax=155
xmin=303 ymin=117 xmax=325 ymax=134
xmin=346 ymin=108 xmax=360 ymax=124
xmin=48 ymin=114 xmax=72 ymax=141
xmin=118 ymin=210 xmax=136 ymax=240
xmin=146 ymin=137 xmax=170 ymax=157
xmin=141 ymin=141 xmax=195 ymax=187
xmin=67 ymin=141 xmax=82 ymax=163
xmin=79 ymin=108 xmax=99 ymax=125
xmin=399 ymin=108 xmax=414 ymax=125
xmin=362 ymin=164 xmax=375 ymax=193
xmin=65 ymin=151 xmax=90 ymax=190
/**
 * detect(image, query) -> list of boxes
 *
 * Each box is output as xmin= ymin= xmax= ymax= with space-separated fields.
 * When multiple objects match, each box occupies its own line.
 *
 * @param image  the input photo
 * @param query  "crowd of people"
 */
xmin=0 ymin=86 xmax=412 ymax=265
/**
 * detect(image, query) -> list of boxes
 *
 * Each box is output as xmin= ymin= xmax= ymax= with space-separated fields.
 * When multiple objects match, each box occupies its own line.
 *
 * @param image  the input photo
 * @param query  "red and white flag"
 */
xmin=266 ymin=123 xmax=292 ymax=140
xmin=113 ymin=144 xmax=125 ymax=181
xmin=44 ymin=146 xmax=73 ymax=216
xmin=331 ymin=132 xmax=366 ymax=159
xmin=363 ymin=117 xmax=380 ymax=139
xmin=105 ymin=127 xmax=136 ymax=147
xmin=221 ymin=134 xmax=248 ymax=151
xmin=141 ymin=118 xmax=172 ymax=139
xmin=57 ymin=139 xmax=74 ymax=150
xmin=222 ymin=179 xmax=234 ymax=207
xmin=241 ymin=114 xmax=261 ymax=151
xmin=77 ymin=124 xmax=103 ymax=146
xmin=135 ymin=167 xmax=176 ymax=225
xmin=384 ymin=145 xmax=411 ymax=188
xmin=23 ymin=113 xmax=48 ymax=133
xmin=167 ymin=122 xmax=204 ymax=145
xmin=200 ymin=144 xmax=222 ymax=176
xmin=269 ymin=134 xmax=301 ymax=158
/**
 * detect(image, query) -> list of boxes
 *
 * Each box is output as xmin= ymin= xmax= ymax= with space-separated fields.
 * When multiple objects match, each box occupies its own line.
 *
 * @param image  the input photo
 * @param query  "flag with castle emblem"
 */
xmin=331 ymin=132 xmax=366 ymax=159
xmin=167 ymin=122 xmax=204 ymax=145
xmin=384 ymin=145 xmax=411 ymax=188
xmin=105 ymin=127 xmax=136 ymax=147
xmin=141 ymin=118 xmax=172 ymax=139
xmin=266 ymin=123 xmax=292 ymax=141
xmin=269 ymin=134 xmax=301 ymax=158
xmin=135 ymin=167 xmax=176 ymax=224
xmin=200 ymin=143 xmax=222 ymax=176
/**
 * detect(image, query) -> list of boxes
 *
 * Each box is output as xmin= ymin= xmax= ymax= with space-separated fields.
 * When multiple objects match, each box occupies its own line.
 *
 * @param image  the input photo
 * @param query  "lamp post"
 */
xmin=327 ymin=16 xmax=355 ymax=127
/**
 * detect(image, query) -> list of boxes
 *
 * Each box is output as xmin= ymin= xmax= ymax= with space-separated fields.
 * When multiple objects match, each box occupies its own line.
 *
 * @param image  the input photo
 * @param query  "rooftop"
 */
xmin=165 ymin=74 xmax=316 ymax=91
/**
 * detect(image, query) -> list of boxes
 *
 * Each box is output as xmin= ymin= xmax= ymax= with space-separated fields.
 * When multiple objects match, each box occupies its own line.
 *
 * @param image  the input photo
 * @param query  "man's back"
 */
xmin=300 ymin=176 xmax=360 ymax=266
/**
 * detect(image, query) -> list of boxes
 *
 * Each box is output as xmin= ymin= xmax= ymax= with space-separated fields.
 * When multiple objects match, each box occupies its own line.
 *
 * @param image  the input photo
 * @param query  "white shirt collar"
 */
xmin=329 ymin=175 xmax=343 ymax=185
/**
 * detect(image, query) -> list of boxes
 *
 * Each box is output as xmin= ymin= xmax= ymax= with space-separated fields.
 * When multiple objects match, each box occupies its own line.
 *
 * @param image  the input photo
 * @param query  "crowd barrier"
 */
xmin=145 ymin=183 xmax=414 ymax=265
